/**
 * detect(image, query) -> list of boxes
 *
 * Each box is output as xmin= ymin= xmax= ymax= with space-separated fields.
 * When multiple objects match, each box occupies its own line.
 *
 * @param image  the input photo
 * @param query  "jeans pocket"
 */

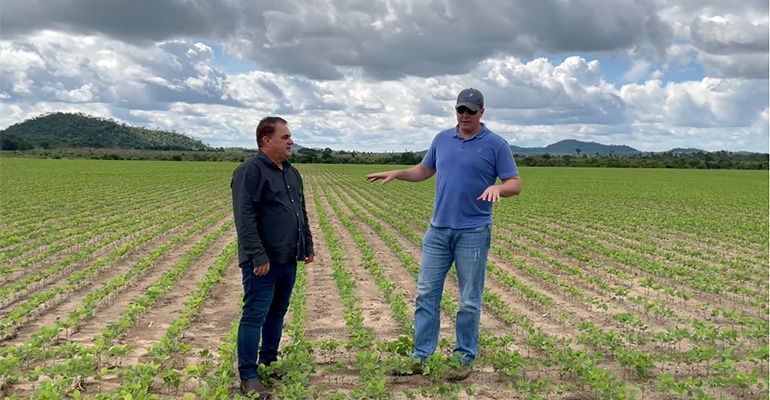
xmin=239 ymin=259 xmax=254 ymax=269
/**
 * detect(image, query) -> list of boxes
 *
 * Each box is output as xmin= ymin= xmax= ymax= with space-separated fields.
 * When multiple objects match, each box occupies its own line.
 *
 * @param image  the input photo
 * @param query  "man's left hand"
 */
xmin=477 ymin=186 xmax=502 ymax=203
xmin=304 ymin=253 xmax=315 ymax=263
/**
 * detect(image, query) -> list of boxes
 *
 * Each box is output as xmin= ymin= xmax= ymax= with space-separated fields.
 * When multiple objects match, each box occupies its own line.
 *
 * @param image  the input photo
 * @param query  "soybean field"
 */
xmin=0 ymin=158 xmax=767 ymax=400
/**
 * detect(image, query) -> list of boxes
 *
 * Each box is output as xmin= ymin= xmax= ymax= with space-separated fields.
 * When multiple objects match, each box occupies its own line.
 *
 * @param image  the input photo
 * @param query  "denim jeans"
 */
xmin=412 ymin=223 xmax=491 ymax=365
xmin=237 ymin=259 xmax=297 ymax=381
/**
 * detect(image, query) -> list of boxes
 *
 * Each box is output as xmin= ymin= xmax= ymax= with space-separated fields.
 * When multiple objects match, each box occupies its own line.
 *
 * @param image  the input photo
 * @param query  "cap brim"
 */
xmin=455 ymin=102 xmax=481 ymax=111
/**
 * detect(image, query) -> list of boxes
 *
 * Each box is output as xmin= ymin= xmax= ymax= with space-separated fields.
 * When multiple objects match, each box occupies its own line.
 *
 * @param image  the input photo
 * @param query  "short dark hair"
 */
xmin=256 ymin=116 xmax=288 ymax=148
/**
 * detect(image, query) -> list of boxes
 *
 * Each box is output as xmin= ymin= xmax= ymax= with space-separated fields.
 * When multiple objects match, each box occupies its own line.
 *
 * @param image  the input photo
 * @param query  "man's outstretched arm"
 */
xmin=365 ymin=163 xmax=435 ymax=184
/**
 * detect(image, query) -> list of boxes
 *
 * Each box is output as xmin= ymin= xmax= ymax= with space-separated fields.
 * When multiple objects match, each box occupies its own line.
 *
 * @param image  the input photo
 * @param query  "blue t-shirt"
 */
xmin=421 ymin=124 xmax=519 ymax=229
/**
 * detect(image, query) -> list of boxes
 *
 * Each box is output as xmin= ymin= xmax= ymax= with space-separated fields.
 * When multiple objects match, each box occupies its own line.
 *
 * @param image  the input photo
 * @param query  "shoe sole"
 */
xmin=446 ymin=369 xmax=471 ymax=382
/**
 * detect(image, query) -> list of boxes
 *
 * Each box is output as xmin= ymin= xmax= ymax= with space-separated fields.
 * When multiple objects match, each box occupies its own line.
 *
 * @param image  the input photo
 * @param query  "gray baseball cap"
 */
xmin=456 ymin=88 xmax=484 ymax=111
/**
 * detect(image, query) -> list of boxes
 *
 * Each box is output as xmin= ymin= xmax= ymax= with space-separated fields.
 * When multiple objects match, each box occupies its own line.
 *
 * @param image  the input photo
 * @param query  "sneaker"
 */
xmin=240 ymin=378 xmax=271 ymax=398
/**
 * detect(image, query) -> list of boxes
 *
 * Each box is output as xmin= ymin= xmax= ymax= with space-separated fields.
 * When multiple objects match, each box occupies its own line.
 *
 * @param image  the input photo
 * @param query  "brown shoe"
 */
xmin=240 ymin=378 xmax=271 ymax=398
xmin=445 ymin=365 xmax=472 ymax=382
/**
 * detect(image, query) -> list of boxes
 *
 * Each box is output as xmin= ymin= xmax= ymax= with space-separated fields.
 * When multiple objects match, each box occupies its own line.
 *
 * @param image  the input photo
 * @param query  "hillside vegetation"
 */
xmin=1 ymin=112 xmax=766 ymax=169
xmin=1 ymin=112 xmax=213 ymax=151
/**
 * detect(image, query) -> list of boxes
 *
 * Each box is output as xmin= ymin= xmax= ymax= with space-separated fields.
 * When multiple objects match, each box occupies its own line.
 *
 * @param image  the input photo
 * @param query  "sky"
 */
xmin=1 ymin=0 xmax=768 ymax=153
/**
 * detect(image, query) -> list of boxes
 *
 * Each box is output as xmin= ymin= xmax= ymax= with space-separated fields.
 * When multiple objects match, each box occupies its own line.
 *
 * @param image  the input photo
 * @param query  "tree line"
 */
xmin=288 ymin=148 xmax=768 ymax=170
xmin=2 ymin=146 xmax=766 ymax=170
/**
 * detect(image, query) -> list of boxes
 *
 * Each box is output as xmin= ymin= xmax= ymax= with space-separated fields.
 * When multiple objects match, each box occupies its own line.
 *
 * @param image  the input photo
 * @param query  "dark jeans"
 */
xmin=237 ymin=259 xmax=297 ymax=381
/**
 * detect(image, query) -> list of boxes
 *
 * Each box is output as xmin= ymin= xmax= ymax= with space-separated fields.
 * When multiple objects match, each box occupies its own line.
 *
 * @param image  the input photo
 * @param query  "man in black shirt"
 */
xmin=230 ymin=116 xmax=314 ymax=398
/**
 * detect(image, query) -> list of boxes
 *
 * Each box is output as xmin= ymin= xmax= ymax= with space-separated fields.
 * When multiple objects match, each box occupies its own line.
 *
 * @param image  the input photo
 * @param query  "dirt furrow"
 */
xmin=176 ymin=252 xmax=243 ymax=361
xmin=0 ymin=197 xmax=230 ymax=289
xmin=333 ymin=184 xmax=513 ymax=339
xmin=494 ymin=224 xmax=747 ymax=329
xmin=0 ymin=225 xmax=161 ymax=312
xmin=319 ymin=186 xmax=406 ymax=344
xmin=302 ymin=184 xmax=350 ymax=359
xmin=532 ymin=215 xmax=767 ymax=280
xmin=3 ymin=212 xmax=222 ymax=346
xmin=0 ymin=231 xmax=116 ymax=283
xmin=343 ymin=185 xmax=678 ymax=355
xmin=346 ymin=194 xmax=702 ymax=359
xmin=323 ymin=187 xmax=418 ymax=331
xmin=332 ymin=191 xmax=544 ymax=360
xmin=523 ymin=219 xmax=758 ymax=310
xmin=69 ymin=220 xmax=235 ymax=350
xmin=298 ymin=184 xmax=356 ymax=363
xmin=306 ymin=182 xmax=526 ymax=399
xmin=333 ymin=183 xmax=651 ymax=398
xmin=341 ymin=185 xmax=586 ymax=339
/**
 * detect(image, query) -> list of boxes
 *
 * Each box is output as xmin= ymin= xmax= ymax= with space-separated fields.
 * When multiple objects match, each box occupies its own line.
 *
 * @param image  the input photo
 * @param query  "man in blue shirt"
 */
xmin=366 ymin=88 xmax=521 ymax=382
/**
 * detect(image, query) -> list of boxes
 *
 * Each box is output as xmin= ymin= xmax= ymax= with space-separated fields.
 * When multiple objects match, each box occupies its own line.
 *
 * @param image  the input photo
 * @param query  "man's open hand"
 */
xmin=477 ymin=185 xmax=503 ymax=203
xmin=365 ymin=171 xmax=398 ymax=184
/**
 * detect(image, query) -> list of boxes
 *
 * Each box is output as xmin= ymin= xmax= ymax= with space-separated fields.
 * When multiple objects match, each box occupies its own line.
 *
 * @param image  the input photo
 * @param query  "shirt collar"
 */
xmin=453 ymin=122 xmax=489 ymax=140
xmin=257 ymin=150 xmax=290 ymax=169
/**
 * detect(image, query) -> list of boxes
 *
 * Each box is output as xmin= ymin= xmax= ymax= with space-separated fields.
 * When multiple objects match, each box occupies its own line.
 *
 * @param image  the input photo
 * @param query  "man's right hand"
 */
xmin=365 ymin=171 xmax=399 ymax=184
xmin=253 ymin=262 xmax=270 ymax=276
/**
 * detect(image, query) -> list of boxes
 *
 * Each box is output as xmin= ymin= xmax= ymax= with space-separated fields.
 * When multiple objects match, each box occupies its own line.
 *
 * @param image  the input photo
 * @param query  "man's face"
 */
xmin=456 ymin=105 xmax=484 ymax=131
xmin=265 ymin=123 xmax=294 ymax=161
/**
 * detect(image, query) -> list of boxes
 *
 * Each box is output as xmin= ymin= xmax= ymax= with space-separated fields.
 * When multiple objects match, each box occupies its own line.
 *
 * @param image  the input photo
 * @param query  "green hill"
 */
xmin=510 ymin=139 xmax=641 ymax=155
xmin=1 ymin=112 xmax=213 ymax=151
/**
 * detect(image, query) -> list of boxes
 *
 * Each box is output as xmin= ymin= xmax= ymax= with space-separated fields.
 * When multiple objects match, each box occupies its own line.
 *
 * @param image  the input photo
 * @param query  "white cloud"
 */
xmin=697 ymin=52 xmax=769 ymax=79
xmin=691 ymin=14 xmax=768 ymax=54
xmin=658 ymin=1 xmax=768 ymax=78
xmin=0 ymin=1 xmax=767 ymax=153
xmin=621 ymin=78 xmax=767 ymax=127
xmin=623 ymin=59 xmax=653 ymax=82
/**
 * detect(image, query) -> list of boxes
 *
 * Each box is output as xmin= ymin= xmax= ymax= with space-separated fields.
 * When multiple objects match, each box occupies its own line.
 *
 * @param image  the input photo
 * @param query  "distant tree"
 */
xmin=1 ymin=135 xmax=33 ymax=150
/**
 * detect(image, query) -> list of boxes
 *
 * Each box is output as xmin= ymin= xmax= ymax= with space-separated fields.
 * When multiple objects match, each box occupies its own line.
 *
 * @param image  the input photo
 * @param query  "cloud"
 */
xmin=475 ymin=57 xmax=627 ymax=125
xmin=1 ymin=0 xmax=675 ymax=81
xmin=0 ymin=32 xmax=242 ymax=110
xmin=691 ymin=14 xmax=769 ymax=54
xmin=0 ymin=1 xmax=767 ymax=153
xmin=688 ymin=14 xmax=769 ymax=78
xmin=696 ymin=52 xmax=769 ymax=79
xmin=0 ymin=0 xmax=244 ymax=43
xmin=229 ymin=0 xmax=677 ymax=80
xmin=620 ymin=77 xmax=768 ymax=129
xmin=658 ymin=0 xmax=768 ymax=78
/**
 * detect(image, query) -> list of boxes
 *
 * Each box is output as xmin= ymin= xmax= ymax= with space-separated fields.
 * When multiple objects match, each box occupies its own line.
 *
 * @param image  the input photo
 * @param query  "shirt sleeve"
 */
xmin=231 ymin=163 xmax=270 ymax=266
xmin=496 ymin=142 xmax=519 ymax=180
xmin=298 ymin=173 xmax=314 ymax=256
xmin=421 ymin=135 xmax=438 ymax=170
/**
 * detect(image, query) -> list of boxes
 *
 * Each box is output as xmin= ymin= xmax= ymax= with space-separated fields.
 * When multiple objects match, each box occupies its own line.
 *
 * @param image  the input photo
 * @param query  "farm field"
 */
xmin=0 ymin=158 xmax=768 ymax=400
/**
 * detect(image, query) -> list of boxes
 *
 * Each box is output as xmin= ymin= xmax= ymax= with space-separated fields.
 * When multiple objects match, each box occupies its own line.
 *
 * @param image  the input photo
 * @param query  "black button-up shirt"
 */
xmin=231 ymin=151 xmax=314 ymax=266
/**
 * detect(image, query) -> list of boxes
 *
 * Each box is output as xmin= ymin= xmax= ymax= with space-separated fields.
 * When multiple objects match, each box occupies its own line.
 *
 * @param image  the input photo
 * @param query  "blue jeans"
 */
xmin=412 ymin=224 xmax=491 ymax=365
xmin=237 ymin=260 xmax=297 ymax=381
